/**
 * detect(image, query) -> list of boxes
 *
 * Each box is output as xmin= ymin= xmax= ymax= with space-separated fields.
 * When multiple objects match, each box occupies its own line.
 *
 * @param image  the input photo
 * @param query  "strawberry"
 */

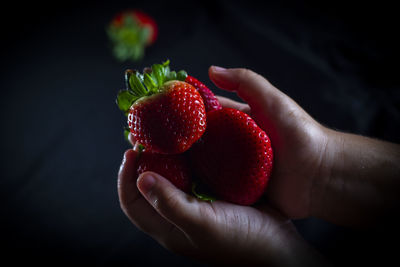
xmin=136 ymin=149 xmax=192 ymax=193
xmin=117 ymin=60 xmax=206 ymax=154
xmin=189 ymin=108 xmax=273 ymax=205
xmin=185 ymin=75 xmax=222 ymax=112
xmin=107 ymin=9 xmax=158 ymax=61
xmin=128 ymin=10 xmax=158 ymax=44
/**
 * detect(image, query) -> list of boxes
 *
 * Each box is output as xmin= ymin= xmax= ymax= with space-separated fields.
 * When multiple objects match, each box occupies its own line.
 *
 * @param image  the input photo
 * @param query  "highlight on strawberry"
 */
xmin=117 ymin=60 xmax=207 ymax=154
xmin=107 ymin=9 xmax=158 ymax=62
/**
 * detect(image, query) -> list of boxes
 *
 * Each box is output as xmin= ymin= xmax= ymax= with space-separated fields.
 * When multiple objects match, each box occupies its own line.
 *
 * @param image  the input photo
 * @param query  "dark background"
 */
xmin=1 ymin=0 xmax=399 ymax=266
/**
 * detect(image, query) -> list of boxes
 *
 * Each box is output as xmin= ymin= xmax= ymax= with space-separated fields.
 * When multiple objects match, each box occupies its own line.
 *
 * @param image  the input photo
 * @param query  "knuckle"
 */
xmin=154 ymin=188 xmax=181 ymax=215
xmin=236 ymin=68 xmax=262 ymax=91
xmin=237 ymin=68 xmax=254 ymax=80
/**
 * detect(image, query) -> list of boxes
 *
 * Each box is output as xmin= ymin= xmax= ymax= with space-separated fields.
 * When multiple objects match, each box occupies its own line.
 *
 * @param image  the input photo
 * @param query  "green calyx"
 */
xmin=191 ymin=182 xmax=217 ymax=202
xmin=116 ymin=60 xmax=188 ymax=114
xmin=107 ymin=13 xmax=150 ymax=62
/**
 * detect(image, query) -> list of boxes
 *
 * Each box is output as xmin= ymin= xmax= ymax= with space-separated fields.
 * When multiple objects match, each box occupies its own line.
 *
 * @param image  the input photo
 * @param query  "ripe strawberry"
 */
xmin=117 ymin=61 xmax=206 ymax=154
xmin=136 ymin=149 xmax=192 ymax=193
xmin=107 ymin=9 xmax=158 ymax=61
xmin=185 ymin=75 xmax=222 ymax=112
xmin=189 ymin=108 xmax=273 ymax=205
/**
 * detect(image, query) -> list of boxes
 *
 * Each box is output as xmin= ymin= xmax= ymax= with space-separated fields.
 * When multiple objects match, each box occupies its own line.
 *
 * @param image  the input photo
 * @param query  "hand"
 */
xmin=118 ymin=150 xmax=327 ymax=266
xmin=117 ymin=66 xmax=400 ymax=265
xmin=210 ymin=67 xmax=400 ymax=227
xmin=117 ymin=66 xmax=332 ymax=265
xmin=209 ymin=66 xmax=329 ymax=218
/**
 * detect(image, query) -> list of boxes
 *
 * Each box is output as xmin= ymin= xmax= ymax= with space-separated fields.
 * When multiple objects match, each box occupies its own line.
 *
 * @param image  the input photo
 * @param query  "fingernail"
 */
xmin=211 ymin=65 xmax=227 ymax=73
xmin=137 ymin=173 xmax=156 ymax=195
xmin=210 ymin=66 xmax=231 ymax=88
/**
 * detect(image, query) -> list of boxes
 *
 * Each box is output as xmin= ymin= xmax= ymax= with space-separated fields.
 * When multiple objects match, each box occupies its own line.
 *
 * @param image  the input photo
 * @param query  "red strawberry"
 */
xmin=189 ymin=108 xmax=273 ymax=205
xmin=136 ymin=149 xmax=192 ymax=193
xmin=185 ymin=75 xmax=222 ymax=112
xmin=108 ymin=9 xmax=158 ymax=61
xmin=117 ymin=61 xmax=206 ymax=154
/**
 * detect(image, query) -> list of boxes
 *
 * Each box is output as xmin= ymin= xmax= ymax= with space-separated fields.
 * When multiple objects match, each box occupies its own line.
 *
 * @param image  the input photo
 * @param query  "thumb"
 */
xmin=137 ymin=171 xmax=201 ymax=232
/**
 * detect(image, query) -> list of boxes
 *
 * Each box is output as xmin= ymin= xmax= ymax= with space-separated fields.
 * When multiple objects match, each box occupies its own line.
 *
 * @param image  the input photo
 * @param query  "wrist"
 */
xmin=309 ymin=127 xmax=400 ymax=226
xmin=309 ymin=127 xmax=343 ymax=220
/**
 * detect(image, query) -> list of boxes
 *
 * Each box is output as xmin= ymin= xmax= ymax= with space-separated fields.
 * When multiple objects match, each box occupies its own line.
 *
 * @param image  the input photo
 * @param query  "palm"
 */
xmin=217 ymin=95 xmax=326 ymax=218
xmin=266 ymin=118 xmax=326 ymax=218
xmin=172 ymin=200 xmax=294 ymax=264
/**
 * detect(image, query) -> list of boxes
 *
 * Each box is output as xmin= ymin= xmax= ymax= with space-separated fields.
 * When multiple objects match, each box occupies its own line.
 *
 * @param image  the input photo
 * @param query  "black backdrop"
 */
xmin=1 ymin=0 xmax=399 ymax=266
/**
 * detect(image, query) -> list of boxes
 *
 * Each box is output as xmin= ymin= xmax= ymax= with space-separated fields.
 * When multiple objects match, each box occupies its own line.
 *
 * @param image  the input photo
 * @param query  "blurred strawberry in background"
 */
xmin=107 ymin=10 xmax=158 ymax=62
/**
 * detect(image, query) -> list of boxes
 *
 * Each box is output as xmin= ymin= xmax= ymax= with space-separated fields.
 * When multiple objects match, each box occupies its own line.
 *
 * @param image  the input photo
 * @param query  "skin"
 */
xmin=118 ymin=66 xmax=400 ymax=265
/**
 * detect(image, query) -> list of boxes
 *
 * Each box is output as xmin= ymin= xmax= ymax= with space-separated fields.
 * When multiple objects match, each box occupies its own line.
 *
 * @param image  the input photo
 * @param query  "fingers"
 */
xmin=209 ymin=66 xmax=285 ymax=112
xmin=137 ymin=172 xmax=204 ymax=234
xmin=216 ymin=95 xmax=251 ymax=114
xmin=128 ymin=132 xmax=136 ymax=146
xmin=208 ymin=66 xmax=313 ymax=142
xmin=118 ymin=149 xmax=154 ymax=229
xmin=118 ymin=149 xmax=140 ymax=216
xmin=117 ymin=150 xmax=190 ymax=250
xmin=208 ymin=66 xmax=303 ymax=125
xmin=128 ymin=133 xmax=143 ymax=152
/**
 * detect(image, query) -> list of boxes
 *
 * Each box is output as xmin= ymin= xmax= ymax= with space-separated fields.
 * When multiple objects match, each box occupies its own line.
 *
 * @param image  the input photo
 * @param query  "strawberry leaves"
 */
xmin=116 ymin=60 xmax=187 ymax=114
xmin=191 ymin=182 xmax=216 ymax=202
xmin=116 ymin=89 xmax=139 ymax=114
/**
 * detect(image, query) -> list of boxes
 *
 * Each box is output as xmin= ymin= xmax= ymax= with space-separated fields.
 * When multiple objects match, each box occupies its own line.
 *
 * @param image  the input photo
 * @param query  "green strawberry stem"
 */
xmin=191 ymin=182 xmax=216 ymax=202
xmin=116 ymin=60 xmax=188 ymax=114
